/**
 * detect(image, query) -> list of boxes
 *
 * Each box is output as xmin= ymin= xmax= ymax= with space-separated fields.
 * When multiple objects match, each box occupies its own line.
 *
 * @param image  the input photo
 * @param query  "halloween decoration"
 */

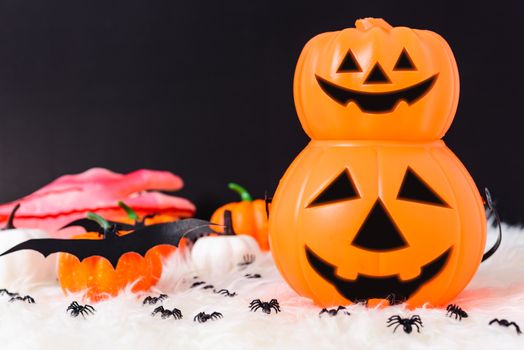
xmin=245 ymin=273 xmax=261 ymax=279
xmin=143 ymin=294 xmax=168 ymax=305
xmin=319 ymin=306 xmax=350 ymax=317
xmin=249 ymin=299 xmax=281 ymax=314
xmin=387 ymin=315 xmax=423 ymax=334
xmin=1 ymin=213 xmax=217 ymax=268
xmin=0 ymin=168 xmax=195 ymax=234
xmin=152 ymin=306 xmax=183 ymax=320
xmin=0 ymin=288 xmax=35 ymax=303
xmin=489 ymin=319 xmax=522 ymax=335
xmin=67 ymin=301 xmax=95 ymax=318
xmin=269 ymin=18 xmax=490 ymax=308
xmin=214 ymin=289 xmax=237 ymax=297
xmin=211 ymin=183 xmax=269 ymax=250
xmin=0 ymin=205 xmax=57 ymax=287
xmin=446 ymin=304 xmax=468 ymax=320
xmin=192 ymin=211 xmax=260 ymax=275
xmin=293 ymin=18 xmax=458 ymax=141
xmin=193 ymin=311 xmax=223 ymax=323
xmin=9 ymin=294 xmax=35 ymax=303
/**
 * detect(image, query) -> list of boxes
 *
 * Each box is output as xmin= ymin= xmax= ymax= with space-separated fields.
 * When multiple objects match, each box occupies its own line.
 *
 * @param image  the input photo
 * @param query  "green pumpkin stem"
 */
xmin=87 ymin=212 xmax=110 ymax=231
xmin=228 ymin=183 xmax=253 ymax=202
xmin=118 ymin=201 xmax=139 ymax=222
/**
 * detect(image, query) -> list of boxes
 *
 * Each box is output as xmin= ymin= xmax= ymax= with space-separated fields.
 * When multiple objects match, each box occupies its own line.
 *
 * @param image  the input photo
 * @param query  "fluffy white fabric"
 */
xmin=0 ymin=225 xmax=523 ymax=350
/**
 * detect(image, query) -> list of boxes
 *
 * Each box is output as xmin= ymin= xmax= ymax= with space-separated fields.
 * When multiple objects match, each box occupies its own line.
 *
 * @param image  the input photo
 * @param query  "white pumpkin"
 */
xmin=0 ymin=228 xmax=57 ymax=288
xmin=191 ymin=234 xmax=260 ymax=275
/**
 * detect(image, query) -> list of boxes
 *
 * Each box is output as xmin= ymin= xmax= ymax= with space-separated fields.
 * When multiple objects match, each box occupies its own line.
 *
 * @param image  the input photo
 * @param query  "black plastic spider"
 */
xmin=489 ymin=319 xmax=522 ymax=334
xmin=66 ymin=301 xmax=96 ymax=318
xmin=319 ymin=306 xmax=350 ymax=317
xmin=143 ymin=294 xmax=168 ymax=305
xmin=214 ymin=289 xmax=237 ymax=297
xmin=151 ymin=306 xmax=182 ymax=320
xmin=249 ymin=299 xmax=281 ymax=314
xmin=238 ymin=254 xmax=256 ymax=267
xmin=446 ymin=304 xmax=468 ymax=321
xmin=387 ymin=315 xmax=423 ymax=334
xmin=193 ymin=311 xmax=223 ymax=323
xmin=245 ymin=273 xmax=261 ymax=279
xmin=202 ymin=284 xmax=214 ymax=290
xmin=9 ymin=295 xmax=35 ymax=304
xmin=190 ymin=281 xmax=205 ymax=288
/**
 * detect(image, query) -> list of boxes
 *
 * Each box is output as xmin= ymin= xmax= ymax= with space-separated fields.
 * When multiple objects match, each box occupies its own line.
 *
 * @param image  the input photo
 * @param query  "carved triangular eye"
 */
xmin=397 ymin=167 xmax=449 ymax=207
xmin=393 ymin=49 xmax=416 ymax=70
xmin=308 ymin=170 xmax=360 ymax=207
xmin=337 ymin=50 xmax=362 ymax=73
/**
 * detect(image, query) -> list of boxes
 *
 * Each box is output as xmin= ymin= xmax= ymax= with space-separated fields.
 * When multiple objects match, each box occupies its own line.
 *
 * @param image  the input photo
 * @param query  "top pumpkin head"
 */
xmin=294 ymin=18 xmax=459 ymax=141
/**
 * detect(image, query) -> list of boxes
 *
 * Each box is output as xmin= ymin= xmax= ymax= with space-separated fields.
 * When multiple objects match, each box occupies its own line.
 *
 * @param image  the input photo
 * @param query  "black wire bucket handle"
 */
xmin=482 ymin=188 xmax=502 ymax=262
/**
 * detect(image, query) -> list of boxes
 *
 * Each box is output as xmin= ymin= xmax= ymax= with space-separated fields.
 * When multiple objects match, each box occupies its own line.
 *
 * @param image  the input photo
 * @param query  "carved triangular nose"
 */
xmin=351 ymin=200 xmax=408 ymax=251
xmin=364 ymin=62 xmax=391 ymax=84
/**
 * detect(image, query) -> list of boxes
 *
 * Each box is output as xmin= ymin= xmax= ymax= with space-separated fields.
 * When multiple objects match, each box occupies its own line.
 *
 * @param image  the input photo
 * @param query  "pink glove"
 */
xmin=0 ymin=168 xmax=195 ymax=236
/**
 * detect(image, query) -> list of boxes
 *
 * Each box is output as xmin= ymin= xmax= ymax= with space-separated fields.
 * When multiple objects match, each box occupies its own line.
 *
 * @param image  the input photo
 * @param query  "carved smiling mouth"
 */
xmin=305 ymin=245 xmax=451 ymax=304
xmin=315 ymin=74 xmax=438 ymax=113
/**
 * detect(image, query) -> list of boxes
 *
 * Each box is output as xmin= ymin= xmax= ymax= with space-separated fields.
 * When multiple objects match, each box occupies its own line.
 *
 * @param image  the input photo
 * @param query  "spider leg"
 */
xmin=508 ymin=322 xmax=522 ymax=334
xmin=489 ymin=319 xmax=500 ymax=325
xmin=414 ymin=323 xmax=421 ymax=333
xmin=393 ymin=324 xmax=401 ymax=333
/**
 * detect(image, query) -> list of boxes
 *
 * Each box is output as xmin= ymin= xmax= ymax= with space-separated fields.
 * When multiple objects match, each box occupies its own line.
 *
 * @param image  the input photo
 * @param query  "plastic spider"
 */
xmin=9 ymin=295 xmax=35 ymax=304
xmin=446 ymin=304 xmax=468 ymax=321
xmin=143 ymin=294 xmax=168 ymax=305
xmin=238 ymin=254 xmax=256 ymax=267
xmin=67 ymin=301 xmax=95 ymax=318
xmin=489 ymin=319 xmax=522 ymax=334
xmin=193 ymin=311 xmax=223 ymax=323
xmin=202 ymin=284 xmax=214 ymax=290
xmin=214 ymin=289 xmax=237 ymax=297
xmin=245 ymin=273 xmax=261 ymax=279
xmin=387 ymin=315 xmax=423 ymax=334
xmin=151 ymin=306 xmax=182 ymax=320
xmin=249 ymin=299 xmax=281 ymax=314
xmin=319 ymin=306 xmax=349 ymax=317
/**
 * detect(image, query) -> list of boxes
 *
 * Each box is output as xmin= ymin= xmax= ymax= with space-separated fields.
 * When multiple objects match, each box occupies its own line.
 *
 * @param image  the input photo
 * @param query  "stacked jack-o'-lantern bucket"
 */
xmin=268 ymin=18 xmax=487 ymax=308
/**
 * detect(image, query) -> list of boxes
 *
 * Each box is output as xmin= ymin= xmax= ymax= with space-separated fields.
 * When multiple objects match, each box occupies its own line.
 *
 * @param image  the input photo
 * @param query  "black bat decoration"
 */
xmin=0 ymin=218 xmax=220 ymax=268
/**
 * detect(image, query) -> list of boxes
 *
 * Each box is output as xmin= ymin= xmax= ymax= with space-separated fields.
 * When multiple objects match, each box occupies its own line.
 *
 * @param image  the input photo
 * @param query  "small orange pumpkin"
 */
xmin=210 ymin=183 xmax=269 ymax=250
xmin=58 ymin=206 xmax=178 ymax=302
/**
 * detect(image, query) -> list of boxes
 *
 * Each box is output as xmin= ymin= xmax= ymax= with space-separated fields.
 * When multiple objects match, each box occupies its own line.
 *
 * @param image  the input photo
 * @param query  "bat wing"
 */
xmin=108 ymin=219 xmax=220 ymax=263
xmin=0 ymin=238 xmax=108 ymax=262
xmin=60 ymin=218 xmax=136 ymax=233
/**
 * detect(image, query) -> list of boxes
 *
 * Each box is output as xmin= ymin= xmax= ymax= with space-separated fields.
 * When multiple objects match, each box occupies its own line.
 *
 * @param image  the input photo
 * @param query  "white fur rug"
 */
xmin=1 ymin=225 xmax=523 ymax=350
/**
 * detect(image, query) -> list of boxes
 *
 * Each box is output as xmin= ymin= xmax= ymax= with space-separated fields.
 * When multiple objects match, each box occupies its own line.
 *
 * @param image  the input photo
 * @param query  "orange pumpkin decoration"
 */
xmin=58 ymin=205 xmax=178 ymax=302
xmin=294 ymin=18 xmax=459 ymax=141
xmin=210 ymin=183 xmax=269 ymax=250
xmin=268 ymin=18 xmax=486 ymax=308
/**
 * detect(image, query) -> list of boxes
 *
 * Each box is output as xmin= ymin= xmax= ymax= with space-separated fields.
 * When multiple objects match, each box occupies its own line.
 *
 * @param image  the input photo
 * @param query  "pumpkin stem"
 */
xmin=87 ymin=212 xmax=110 ymax=232
xmin=355 ymin=18 xmax=392 ymax=31
xmin=3 ymin=203 xmax=20 ymax=230
xmin=118 ymin=201 xmax=139 ymax=222
xmin=223 ymin=210 xmax=236 ymax=235
xmin=228 ymin=183 xmax=253 ymax=202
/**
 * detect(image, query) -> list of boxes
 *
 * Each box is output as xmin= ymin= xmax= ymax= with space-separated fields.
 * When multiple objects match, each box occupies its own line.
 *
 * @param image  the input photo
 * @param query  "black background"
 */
xmin=0 ymin=0 xmax=522 ymax=223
